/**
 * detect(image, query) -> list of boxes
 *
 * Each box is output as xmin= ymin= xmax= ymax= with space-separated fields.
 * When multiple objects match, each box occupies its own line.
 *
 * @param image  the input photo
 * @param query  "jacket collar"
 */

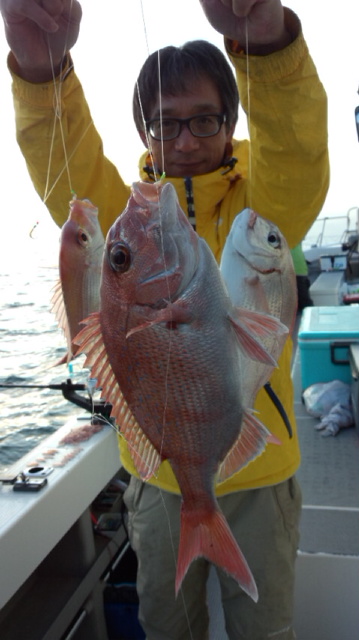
xmin=138 ymin=139 xmax=243 ymax=217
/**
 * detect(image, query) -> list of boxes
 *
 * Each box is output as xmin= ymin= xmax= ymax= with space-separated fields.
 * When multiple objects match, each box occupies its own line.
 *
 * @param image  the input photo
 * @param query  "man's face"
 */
xmin=141 ymin=75 xmax=235 ymax=178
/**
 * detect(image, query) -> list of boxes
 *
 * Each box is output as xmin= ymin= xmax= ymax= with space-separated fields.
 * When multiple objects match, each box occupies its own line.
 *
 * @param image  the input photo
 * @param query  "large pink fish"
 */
xmin=51 ymin=197 xmax=104 ymax=363
xmin=74 ymin=182 xmax=284 ymax=601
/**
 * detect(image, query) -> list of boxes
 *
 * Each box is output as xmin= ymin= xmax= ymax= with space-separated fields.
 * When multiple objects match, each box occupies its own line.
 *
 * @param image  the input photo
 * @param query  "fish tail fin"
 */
xmin=175 ymin=504 xmax=258 ymax=602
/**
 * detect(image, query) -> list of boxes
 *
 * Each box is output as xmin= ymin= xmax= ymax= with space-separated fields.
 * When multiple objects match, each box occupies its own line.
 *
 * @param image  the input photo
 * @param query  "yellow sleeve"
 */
xmin=227 ymin=8 xmax=330 ymax=247
xmin=9 ymin=54 xmax=131 ymax=236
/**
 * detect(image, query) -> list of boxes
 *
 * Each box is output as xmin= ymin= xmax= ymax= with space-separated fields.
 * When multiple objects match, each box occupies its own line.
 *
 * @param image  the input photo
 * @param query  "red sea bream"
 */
xmin=74 ymin=182 xmax=284 ymax=601
xmin=220 ymin=208 xmax=297 ymax=410
xmin=51 ymin=197 xmax=104 ymax=363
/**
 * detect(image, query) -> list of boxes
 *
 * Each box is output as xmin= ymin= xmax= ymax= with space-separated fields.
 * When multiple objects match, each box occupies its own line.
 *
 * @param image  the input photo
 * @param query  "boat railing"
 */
xmin=305 ymin=207 xmax=359 ymax=250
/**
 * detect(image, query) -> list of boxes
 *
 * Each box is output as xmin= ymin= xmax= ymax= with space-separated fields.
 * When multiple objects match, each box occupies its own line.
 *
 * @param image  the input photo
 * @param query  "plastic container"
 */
xmin=350 ymin=343 xmax=359 ymax=435
xmin=309 ymin=271 xmax=344 ymax=306
xmin=298 ymin=305 xmax=359 ymax=389
xmin=319 ymin=254 xmax=347 ymax=271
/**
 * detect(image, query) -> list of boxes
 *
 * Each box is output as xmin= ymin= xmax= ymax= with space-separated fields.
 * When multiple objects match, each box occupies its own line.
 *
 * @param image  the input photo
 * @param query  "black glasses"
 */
xmin=146 ymin=114 xmax=226 ymax=141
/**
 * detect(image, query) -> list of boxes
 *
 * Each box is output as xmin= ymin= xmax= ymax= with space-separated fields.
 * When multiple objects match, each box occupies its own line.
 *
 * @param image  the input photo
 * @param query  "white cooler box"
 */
xmin=309 ymin=271 xmax=344 ymax=306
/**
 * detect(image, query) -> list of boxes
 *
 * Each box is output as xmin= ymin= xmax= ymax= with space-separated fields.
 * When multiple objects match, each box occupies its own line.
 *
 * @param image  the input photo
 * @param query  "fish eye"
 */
xmin=267 ymin=230 xmax=281 ymax=249
xmin=77 ymin=229 xmax=89 ymax=246
xmin=109 ymin=242 xmax=131 ymax=273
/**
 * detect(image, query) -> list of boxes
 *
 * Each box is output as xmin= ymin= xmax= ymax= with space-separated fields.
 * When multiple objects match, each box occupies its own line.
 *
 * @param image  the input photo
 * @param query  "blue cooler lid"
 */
xmin=299 ymin=305 xmax=359 ymax=339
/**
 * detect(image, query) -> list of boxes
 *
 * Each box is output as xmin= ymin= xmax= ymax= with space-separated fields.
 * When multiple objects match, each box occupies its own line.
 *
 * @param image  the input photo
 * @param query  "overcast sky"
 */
xmin=0 ymin=0 xmax=359 ymax=256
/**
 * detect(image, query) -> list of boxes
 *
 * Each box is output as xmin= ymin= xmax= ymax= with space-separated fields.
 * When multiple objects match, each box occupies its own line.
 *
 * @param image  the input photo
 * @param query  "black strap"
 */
xmin=264 ymin=382 xmax=293 ymax=438
xmin=184 ymin=176 xmax=196 ymax=230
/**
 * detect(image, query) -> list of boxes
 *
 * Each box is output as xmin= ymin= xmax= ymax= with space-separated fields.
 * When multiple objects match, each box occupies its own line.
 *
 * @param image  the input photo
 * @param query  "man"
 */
xmin=0 ymin=1 xmax=329 ymax=638
xmin=291 ymin=244 xmax=314 ymax=310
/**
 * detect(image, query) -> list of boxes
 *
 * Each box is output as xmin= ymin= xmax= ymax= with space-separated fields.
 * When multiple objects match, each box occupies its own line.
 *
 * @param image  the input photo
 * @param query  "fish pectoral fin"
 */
xmin=217 ymin=410 xmax=281 ymax=482
xmin=126 ymin=303 xmax=193 ymax=338
xmin=229 ymin=307 xmax=287 ymax=365
xmin=233 ymin=306 xmax=288 ymax=338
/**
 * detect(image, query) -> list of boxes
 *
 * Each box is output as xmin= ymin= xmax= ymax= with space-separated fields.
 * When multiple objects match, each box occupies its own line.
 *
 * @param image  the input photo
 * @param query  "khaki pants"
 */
xmin=124 ymin=477 xmax=301 ymax=640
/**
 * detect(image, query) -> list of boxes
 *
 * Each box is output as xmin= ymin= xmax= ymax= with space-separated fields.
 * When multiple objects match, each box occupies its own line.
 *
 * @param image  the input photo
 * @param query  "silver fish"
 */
xmin=220 ymin=207 xmax=297 ymax=409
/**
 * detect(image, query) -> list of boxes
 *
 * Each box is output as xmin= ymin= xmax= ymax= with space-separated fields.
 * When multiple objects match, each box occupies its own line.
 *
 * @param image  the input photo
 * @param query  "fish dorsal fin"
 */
xmin=229 ymin=307 xmax=287 ymax=366
xmin=51 ymin=279 xmax=74 ymax=363
xmin=74 ymin=313 xmax=161 ymax=480
xmin=217 ymin=410 xmax=281 ymax=483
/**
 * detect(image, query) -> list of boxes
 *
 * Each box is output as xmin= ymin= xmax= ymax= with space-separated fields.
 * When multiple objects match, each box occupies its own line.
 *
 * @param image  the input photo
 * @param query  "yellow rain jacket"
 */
xmin=9 ymin=9 xmax=329 ymax=494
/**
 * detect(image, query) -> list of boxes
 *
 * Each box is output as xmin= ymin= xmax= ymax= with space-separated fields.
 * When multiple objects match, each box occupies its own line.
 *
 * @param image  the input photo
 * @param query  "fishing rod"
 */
xmin=0 ymin=381 xmax=86 ymax=391
xmin=0 ymin=379 xmax=113 ymax=421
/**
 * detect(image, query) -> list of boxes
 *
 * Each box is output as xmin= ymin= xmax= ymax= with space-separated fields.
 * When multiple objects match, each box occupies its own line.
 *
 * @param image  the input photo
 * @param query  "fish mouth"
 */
xmin=239 ymin=250 xmax=280 ymax=275
xmin=139 ymin=265 xmax=180 ymax=286
xmin=248 ymin=210 xmax=258 ymax=228
xmin=137 ymin=254 xmax=197 ymax=305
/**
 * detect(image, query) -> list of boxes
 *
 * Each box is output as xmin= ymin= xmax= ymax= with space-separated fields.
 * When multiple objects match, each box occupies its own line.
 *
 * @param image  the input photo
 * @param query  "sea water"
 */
xmin=0 ymin=231 xmax=88 ymax=467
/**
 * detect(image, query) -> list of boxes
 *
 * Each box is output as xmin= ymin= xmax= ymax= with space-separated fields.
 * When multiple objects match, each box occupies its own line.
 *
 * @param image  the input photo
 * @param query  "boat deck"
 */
xmin=207 ymin=344 xmax=359 ymax=640
xmin=292 ymin=345 xmax=359 ymax=640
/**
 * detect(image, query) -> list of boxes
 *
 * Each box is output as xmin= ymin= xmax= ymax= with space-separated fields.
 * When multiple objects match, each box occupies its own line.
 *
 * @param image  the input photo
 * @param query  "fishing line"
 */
xmin=42 ymin=1 xmax=96 ymax=206
xmin=43 ymin=2 xmax=96 ymax=387
xmin=27 ymin=7 xmax=76 ymax=228
xmin=153 ymin=44 xmax=174 ymax=464
xmin=244 ymin=18 xmax=253 ymax=210
xmin=158 ymin=489 xmax=195 ymax=640
xmin=137 ymin=0 xmax=175 ymax=464
xmin=132 ymin=3 xmax=195 ymax=626
xmin=43 ymin=0 xmax=76 ymax=203
xmin=139 ymin=0 xmax=165 ymax=175
xmin=44 ymin=38 xmax=73 ymax=200
xmin=134 ymin=14 xmax=175 ymax=462
xmin=42 ymin=118 xmax=94 ymax=203
xmin=137 ymin=0 xmax=157 ymax=173
xmin=156 ymin=49 xmax=166 ymax=175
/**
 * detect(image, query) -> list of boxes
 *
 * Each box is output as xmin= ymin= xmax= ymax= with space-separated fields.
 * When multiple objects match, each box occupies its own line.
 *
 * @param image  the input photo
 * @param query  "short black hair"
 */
xmin=133 ymin=40 xmax=239 ymax=135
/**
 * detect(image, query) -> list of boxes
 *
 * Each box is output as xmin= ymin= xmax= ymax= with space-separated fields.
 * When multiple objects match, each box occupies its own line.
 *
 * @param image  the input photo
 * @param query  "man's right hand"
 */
xmin=199 ymin=0 xmax=292 ymax=54
xmin=0 ymin=0 xmax=82 ymax=82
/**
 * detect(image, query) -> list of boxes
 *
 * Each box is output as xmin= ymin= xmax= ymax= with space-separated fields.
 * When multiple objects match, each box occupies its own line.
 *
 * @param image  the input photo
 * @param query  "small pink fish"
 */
xmin=74 ymin=182 xmax=284 ymax=601
xmin=51 ymin=197 xmax=104 ymax=363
